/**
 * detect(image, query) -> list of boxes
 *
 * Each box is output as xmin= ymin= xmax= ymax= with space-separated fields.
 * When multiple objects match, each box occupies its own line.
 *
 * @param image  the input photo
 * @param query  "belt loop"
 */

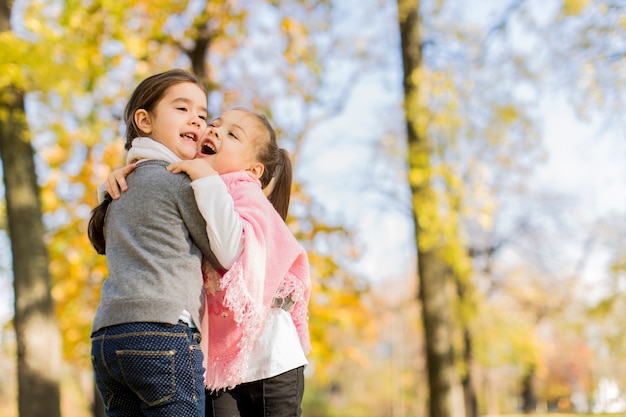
xmin=271 ymin=294 xmax=295 ymax=312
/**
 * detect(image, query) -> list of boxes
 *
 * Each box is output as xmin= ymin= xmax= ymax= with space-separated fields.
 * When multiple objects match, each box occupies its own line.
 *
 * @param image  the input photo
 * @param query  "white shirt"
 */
xmin=192 ymin=175 xmax=308 ymax=382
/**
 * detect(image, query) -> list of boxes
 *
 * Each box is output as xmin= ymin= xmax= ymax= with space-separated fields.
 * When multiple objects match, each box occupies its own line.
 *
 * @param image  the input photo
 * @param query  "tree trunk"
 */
xmin=0 ymin=2 xmax=63 ymax=416
xmin=462 ymin=329 xmax=478 ymax=417
xmin=418 ymin=249 xmax=463 ymax=417
xmin=397 ymin=2 xmax=464 ymax=417
xmin=458 ymin=278 xmax=478 ymax=417
xmin=521 ymin=366 xmax=537 ymax=414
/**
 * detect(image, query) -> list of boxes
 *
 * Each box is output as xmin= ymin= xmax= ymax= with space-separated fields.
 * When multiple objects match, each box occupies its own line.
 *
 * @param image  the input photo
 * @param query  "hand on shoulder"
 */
xmin=167 ymin=159 xmax=218 ymax=181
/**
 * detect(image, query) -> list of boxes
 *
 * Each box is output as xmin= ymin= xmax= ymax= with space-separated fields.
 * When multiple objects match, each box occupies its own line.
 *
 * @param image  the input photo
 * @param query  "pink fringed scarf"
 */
xmin=200 ymin=171 xmax=311 ymax=391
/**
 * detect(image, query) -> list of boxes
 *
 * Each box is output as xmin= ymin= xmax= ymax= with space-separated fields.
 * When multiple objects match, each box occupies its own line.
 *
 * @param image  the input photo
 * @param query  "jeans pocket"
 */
xmin=116 ymin=349 xmax=176 ymax=406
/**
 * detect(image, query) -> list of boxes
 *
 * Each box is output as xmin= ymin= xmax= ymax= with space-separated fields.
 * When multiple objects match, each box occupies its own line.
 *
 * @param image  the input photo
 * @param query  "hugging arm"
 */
xmin=190 ymin=176 xmax=243 ymax=269
xmin=99 ymin=163 xmax=137 ymax=202
xmin=169 ymin=159 xmax=244 ymax=269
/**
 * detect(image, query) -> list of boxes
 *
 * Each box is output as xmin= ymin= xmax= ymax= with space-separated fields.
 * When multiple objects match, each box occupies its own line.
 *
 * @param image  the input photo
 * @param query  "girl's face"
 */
xmin=135 ymin=82 xmax=208 ymax=160
xmin=197 ymin=109 xmax=265 ymax=176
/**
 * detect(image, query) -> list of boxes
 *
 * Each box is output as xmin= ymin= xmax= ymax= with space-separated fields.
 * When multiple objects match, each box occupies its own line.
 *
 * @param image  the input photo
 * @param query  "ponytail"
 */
xmin=267 ymin=149 xmax=293 ymax=221
xmin=87 ymin=194 xmax=112 ymax=255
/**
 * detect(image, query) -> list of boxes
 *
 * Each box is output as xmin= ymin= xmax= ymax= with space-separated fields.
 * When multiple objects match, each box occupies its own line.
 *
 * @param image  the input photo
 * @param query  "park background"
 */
xmin=0 ymin=0 xmax=625 ymax=416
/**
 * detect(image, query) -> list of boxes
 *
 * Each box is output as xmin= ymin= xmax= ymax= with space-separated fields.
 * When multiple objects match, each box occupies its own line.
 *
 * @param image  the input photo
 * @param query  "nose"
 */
xmin=207 ymin=126 xmax=220 ymax=140
xmin=191 ymin=114 xmax=204 ymax=128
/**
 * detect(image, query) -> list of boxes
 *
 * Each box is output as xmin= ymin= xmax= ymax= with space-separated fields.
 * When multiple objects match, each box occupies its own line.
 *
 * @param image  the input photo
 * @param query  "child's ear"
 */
xmin=246 ymin=163 xmax=264 ymax=180
xmin=134 ymin=109 xmax=152 ymax=135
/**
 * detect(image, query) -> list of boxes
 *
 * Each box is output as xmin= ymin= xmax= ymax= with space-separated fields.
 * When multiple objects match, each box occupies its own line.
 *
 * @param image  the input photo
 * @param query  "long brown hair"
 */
xmin=88 ymin=69 xmax=207 ymax=254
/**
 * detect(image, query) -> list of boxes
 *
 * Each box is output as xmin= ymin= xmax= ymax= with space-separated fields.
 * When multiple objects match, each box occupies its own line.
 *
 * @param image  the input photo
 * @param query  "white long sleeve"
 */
xmin=97 ymin=182 xmax=108 ymax=203
xmin=191 ymin=175 xmax=243 ymax=269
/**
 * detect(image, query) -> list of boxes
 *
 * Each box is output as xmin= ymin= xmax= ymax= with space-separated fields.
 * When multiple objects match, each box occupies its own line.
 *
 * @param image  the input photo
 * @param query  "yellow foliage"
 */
xmin=305 ymin=246 xmax=377 ymax=383
xmin=408 ymin=166 xmax=427 ymax=186
xmin=41 ymin=187 xmax=61 ymax=213
xmin=496 ymin=104 xmax=519 ymax=124
xmin=40 ymin=143 xmax=69 ymax=166
xmin=562 ymin=0 xmax=592 ymax=16
xmin=281 ymin=16 xmax=313 ymax=66
xmin=474 ymin=301 xmax=543 ymax=369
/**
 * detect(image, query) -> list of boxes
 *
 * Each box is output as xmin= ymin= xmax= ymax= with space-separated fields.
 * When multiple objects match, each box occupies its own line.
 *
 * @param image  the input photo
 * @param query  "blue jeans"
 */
xmin=91 ymin=321 xmax=206 ymax=417
xmin=206 ymin=366 xmax=305 ymax=417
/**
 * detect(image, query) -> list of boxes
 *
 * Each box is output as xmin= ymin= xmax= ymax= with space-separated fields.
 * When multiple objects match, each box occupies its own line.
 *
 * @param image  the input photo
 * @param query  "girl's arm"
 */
xmin=168 ymin=159 xmax=243 ymax=269
xmin=190 ymin=177 xmax=243 ymax=269
xmin=103 ymin=163 xmax=137 ymax=201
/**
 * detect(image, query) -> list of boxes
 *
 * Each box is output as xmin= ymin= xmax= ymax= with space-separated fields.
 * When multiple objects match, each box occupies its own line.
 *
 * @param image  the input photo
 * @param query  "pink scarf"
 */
xmin=201 ymin=171 xmax=311 ymax=391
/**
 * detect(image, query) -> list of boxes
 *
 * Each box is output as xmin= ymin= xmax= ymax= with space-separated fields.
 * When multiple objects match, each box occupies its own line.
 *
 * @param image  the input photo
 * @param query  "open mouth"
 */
xmin=200 ymin=140 xmax=216 ymax=155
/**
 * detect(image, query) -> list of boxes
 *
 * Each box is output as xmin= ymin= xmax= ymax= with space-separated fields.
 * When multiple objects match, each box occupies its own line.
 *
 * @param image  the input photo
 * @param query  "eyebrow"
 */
xmin=212 ymin=118 xmax=248 ymax=140
xmin=231 ymin=123 xmax=247 ymax=140
xmin=172 ymin=97 xmax=208 ymax=115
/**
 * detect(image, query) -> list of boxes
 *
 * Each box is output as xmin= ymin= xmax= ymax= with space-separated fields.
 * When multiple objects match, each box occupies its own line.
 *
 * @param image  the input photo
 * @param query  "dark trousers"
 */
xmin=91 ymin=322 xmax=206 ymax=417
xmin=206 ymin=366 xmax=305 ymax=417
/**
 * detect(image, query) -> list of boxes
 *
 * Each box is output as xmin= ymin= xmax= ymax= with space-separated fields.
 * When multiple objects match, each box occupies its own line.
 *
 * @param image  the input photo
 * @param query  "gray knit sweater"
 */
xmin=91 ymin=160 xmax=221 ymax=334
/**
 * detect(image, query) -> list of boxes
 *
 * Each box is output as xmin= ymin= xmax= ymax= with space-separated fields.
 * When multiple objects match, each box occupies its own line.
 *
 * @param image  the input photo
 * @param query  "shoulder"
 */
xmin=221 ymin=171 xmax=261 ymax=196
xmin=136 ymin=159 xmax=169 ymax=167
xmin=220 ymin=171 xmax=259 ymax=187
xmin=133 ymin=160 xmax=191 ymax=185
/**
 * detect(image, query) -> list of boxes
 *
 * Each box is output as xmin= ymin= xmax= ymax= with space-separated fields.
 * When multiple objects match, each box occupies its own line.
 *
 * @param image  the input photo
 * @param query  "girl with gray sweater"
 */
xmin=87 ymin=69 xmax=222 ymax=417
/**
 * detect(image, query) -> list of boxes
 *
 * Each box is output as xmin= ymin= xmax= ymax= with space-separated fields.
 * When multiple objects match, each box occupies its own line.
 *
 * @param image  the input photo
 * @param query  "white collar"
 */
xmin=126 ymin=137 xmax=182 ymax=165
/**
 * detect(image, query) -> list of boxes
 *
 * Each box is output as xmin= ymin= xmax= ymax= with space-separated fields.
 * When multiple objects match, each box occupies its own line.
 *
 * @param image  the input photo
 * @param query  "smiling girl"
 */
xmin=88 ymin=69 xmax=222 ymax=417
